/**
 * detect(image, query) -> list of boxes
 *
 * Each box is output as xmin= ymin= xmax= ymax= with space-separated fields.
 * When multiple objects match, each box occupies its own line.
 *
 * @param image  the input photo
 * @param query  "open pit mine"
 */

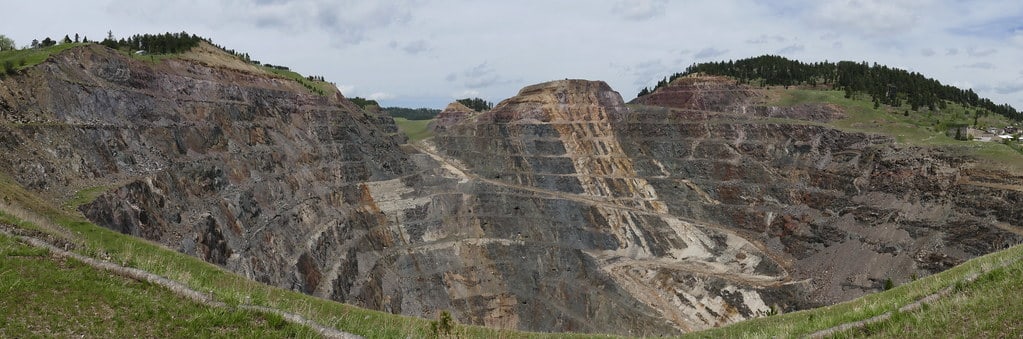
xmin=1 ymin=44 xmax=1020 ymax=336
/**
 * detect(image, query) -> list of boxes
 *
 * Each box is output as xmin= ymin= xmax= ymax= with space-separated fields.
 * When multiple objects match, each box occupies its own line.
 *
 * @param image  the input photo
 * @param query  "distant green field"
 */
xmin=393 ymin=117 xmax=434 ymax=142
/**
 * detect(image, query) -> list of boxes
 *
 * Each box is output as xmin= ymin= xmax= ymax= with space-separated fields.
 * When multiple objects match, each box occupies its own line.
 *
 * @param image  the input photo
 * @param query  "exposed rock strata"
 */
xmin=426 ymin=78 xmax=1023 ymax=332
xmin=631 ymin=75 xmax=756 ymax=112
xmin=428 ymin=101 xmax=476 ymax=132
xmin=1 ymin=45 xmax=1021 ymax=336
xmin=0 ymin=43 xmax=415 ymax=300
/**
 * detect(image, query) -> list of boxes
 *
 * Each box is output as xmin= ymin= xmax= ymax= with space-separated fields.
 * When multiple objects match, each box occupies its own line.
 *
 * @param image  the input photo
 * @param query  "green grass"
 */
xmin=394 ymin=117 xmax=435 ymax=142
xmin=682 ymin=242 xmax=1023 ymax=338
xmin=0 ymin=232 xmax=314 ymax=338
xmin=0 ymin=43 xmax=86 ymax=74
xmin=264 ymin=67 xmax=336 ymax=96
xmin=770 ymin=89 xmax=1015 ymax=143
xmin=830 ymin=259 xmax=1023 ymax=338
xmin=63 ymin=185 xmax=110 ymax=211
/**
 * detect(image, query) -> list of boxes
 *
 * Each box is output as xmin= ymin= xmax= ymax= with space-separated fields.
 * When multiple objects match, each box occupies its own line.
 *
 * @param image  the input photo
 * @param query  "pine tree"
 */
xmin=637 ymin=87 xmax=651 ymax=97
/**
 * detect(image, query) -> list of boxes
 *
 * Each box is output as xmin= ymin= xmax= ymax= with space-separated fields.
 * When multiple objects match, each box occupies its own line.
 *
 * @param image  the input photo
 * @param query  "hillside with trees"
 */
xmin=638 ymin=55 xmax=1020 ymax=121
xmin=456 ymin=97 xmax=493 ymax=112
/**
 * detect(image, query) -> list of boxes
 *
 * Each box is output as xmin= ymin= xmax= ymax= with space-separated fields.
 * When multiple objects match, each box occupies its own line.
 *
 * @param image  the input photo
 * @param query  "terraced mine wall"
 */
xmin=424 ymin=78 xmax=1023 ymax=333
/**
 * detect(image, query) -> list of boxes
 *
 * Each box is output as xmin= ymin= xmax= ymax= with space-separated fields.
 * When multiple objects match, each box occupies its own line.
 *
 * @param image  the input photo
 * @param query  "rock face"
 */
xmin=631 ymin=75 xmax=755 ymax=112
xmin=0 ymin=43 xmax=415 ymax=297
xmin=420 ymin=78 xmax=1023 ymax=333
xmin=423 ymin=80 xmax=794 ymax=333
xmin=2 ymin=45 xmax=1022 ymax=336
xmin=428 ymin=101 xmax=476 ymax=132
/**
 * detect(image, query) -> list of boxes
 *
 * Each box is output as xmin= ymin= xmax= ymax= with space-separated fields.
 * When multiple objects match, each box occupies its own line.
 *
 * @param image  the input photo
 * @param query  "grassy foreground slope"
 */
xmin=0 ymin=232 xmax=313 ymax=337
xmin=834 ymin=255 xmax=1023 ymax=338
xmin=0 ymin=174 xmax=564 ymax=338
xmin=682 ymin=242 xmax=1023 ymax=338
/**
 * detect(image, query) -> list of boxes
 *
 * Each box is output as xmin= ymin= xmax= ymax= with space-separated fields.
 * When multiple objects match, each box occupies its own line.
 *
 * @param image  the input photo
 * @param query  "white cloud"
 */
xmin=967 ymin=47 xmax=997 ymax=57
xmin=401 ymin=40 xmax=429 ymax=54
xmin=818 ymin=32 xmax=840 ymax=41
xmin=612 ymin=0 xmax=668 ymax=21
xmin=777 ymin=44 xmax=805 ymax=55
xmin=920 ymin=48 xmax=936 ymax=56
xmin=448 ymin=62 xmax=514 ymax=89
xmin=622 ymin=59 xmax=672 ymax=87
xmin=957 ymin=62 xmax=996 ymax=69
xmin=390 ymin=39 xmax=429 ymax=55
xmin=694 ymin=47 xmax=728 ymax=59
xmin=1012 ymin=30 xmax=1023 ymax=46
xmin=368 ymin=92 xmax=396 ymax=100
xmin=995 ymin=82 xmax=1023 ymax=94
xmin=455 ymin=90 xmax=481 ymax=98
xmin=747 ymin=35 xmax=787 ymax=44
xmin=105 ymin=0 xmax=421 ymax=46
xmin=810 ymin=0 xmax=933 ymax=36
xmin=337 ymin=84 xmax=356 ymax=96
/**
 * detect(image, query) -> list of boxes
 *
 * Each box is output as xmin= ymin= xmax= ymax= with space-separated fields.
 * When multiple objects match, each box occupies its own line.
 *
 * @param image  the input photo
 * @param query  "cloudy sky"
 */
xmin=4 ymin=0 xmax=1022 ymax=109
